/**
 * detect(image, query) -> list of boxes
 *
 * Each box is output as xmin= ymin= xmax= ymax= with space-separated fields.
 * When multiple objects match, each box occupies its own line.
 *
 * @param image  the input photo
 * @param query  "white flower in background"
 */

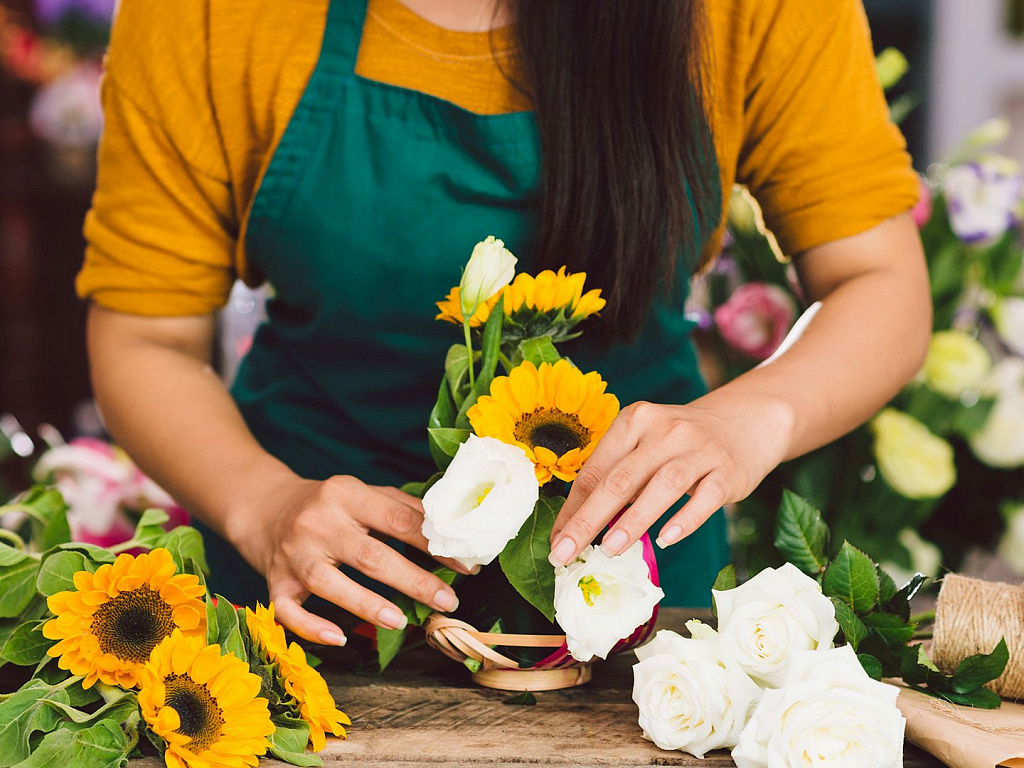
xmin=871 ymin=408 xmax=957 ymax=499
xmin=28 ymin=63 xmax=104 ymax=149
xmin=554 ymin=541 xmax=664 ymax=662
xmin=422 ymin=435 xmax=539 ymax=570
xmin=942 ymin=157 xmax=1023 ymax=244
xmin=997 ymin=502 xmax=1024 ymax=576
xmin=732 ymin=645 xmax=906 ymax=768
xmin=969 ymin=357 xmax=1024 ymax=469
xmin=921 ymin=330 xmax=991 ymax=398
xmin=882 ymin=528 xmax=943 ymax=587
xmin=632 ymin=630 xmax=761 ymax=757
xmin=992 ymin=297 xmax=1024 ymax=358
xmin=713 ymin=562 xmax=838 ymax=688
xmin=459 ymin=236 xmax=517 ymax=317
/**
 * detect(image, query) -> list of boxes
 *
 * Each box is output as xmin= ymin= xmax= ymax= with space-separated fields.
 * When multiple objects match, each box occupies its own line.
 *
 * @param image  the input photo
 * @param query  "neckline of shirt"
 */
xmin=368 ymin=0 xmax=515 ymax=62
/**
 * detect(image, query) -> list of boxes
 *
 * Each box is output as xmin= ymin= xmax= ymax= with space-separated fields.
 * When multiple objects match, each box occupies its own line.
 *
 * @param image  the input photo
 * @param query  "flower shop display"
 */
xmin=378 ymin=236 xmax=662 ymax=690
xmin=0 ymin=487 xmax=349 ymax=767
xmin=630 ymin=490 xmax=1011 ymax=766
xmin=691 ymin=53 xmax=1024 ymax=577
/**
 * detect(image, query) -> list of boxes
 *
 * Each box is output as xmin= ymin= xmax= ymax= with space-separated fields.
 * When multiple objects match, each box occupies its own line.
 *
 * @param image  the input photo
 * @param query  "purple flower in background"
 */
xmin=943 ymin=159 xmax=1023 ymax=244
xmin=33 ymin=0 xmax=115 ymax=26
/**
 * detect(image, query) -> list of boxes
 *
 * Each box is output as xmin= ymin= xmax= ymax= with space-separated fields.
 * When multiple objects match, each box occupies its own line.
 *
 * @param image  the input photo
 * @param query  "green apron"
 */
xmin=201 ymin=0 xmax=728 ymax=611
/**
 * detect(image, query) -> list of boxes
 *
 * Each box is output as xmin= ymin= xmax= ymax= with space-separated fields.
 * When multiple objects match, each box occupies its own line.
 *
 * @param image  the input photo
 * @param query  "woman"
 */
xmin=79 ymin=0 xmax=930 ymax=647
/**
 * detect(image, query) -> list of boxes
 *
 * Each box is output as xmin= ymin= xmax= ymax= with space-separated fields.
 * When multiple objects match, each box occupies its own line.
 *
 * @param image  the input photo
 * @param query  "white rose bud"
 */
xmin=554 ymin=541 xmax=664 ymax=662
xmin=714 ymin=562 xmax=838 ymax=688
xmin=970 ymin=357 xmax=1024 ymax=469
xmin=632 ymin=630 xmax=761 ymax=757
xmin=921 ymin=330 xmax=991 ymax=398
xmin=422 ymin=435 xmax=539 ymax=570
xmin=871 ymin=408 xmax=957 ymax=499
xmin=459 ymin=236 xmax=517 ymax=317
xmin=732 ymin=645 xmax=906 ymax=768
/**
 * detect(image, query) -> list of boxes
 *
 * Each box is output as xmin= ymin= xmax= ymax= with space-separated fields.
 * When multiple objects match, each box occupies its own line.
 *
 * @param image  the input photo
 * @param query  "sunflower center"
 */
xmin=514 ymin=408 xmax=590 ymax=457
xmin=164 ymin=674 xmax=224 ymax=753
xmin=91 ymin=585 xmax=175 ymax=663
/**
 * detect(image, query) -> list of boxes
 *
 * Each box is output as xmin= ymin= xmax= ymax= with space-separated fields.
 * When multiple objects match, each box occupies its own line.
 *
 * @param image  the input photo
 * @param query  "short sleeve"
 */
xmin=736 ymin=0 xmax=920 ymax=255
xmin=77 ymin=0 xmax=237 ymax=316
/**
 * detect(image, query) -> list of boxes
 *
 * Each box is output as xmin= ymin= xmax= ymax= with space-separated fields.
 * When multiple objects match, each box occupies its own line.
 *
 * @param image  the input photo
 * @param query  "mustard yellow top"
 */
xmin=77 ymin=0 xmax=919 ymax=316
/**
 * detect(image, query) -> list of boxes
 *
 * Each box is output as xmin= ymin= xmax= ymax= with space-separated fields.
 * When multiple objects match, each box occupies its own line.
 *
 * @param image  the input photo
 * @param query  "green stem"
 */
xmin=0 ymin=529 xmax=27 ymax=550
xmin=910 ymin=609 xmax=936 ymax=626
xmin=108 ymin=539 xmax=143 ymax=554
xmin=498 ymin=352 xmax=514 ymax=374
xmin=463 ymin=319 xmax=476 ymax=389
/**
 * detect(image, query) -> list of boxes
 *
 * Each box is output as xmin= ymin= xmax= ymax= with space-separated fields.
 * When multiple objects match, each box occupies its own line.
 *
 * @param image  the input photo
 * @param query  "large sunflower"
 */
xmin=138 ymin=630 xmax=274 ymax=768
xmin=43 ymin=548 xmax=206 ymax=689
xmin=468 ymin=359 xmax=619 ymax=484
xmin=246 ymin=603 xmax=350 ymax=751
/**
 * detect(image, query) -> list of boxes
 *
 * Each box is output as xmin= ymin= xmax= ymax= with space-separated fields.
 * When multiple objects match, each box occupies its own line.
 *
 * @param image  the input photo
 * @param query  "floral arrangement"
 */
xmin=690 ymin=53 xmax=1024 ymax=579
xmin=630 ymin=490 xmax=1009 ymax=765
xmin=378 ymin=237 xmax=663 ymax=675
xmin=0 ymin=487 xmax=349 ymax=767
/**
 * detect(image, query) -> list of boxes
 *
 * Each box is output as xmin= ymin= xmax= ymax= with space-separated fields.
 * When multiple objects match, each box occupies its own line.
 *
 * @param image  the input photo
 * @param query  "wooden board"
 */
xmin=127 ymin=608 xmax=945 ymax=767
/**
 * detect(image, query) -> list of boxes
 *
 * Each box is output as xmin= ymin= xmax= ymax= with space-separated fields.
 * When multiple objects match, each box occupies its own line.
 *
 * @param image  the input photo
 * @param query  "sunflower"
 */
xmin=434 ymin=286 xmax=501 ymax=327
xmin=138 ymin=630 xmax=274 ymax=768
xmin=245 ymin=603 xmax=350 ymax=751
xmin=43 ymin=548 xmax=206 ymax=689
xmin=468 ymin=359 xmax=619 ymax=484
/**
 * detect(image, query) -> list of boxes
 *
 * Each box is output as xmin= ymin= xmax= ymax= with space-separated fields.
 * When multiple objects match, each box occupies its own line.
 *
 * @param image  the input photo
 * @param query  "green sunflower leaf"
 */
xmin=0 ymin=544 xmax=30 ymax=567
xmin=773 ymin=490 xmax=830 ymax=575
xmin=55 ymin=543 xmax=116 ymax=563
xmin=444 ymin=344 xmax=471 ymax=408
xmin=428 ymin=377 xmax=457 ymax=432
xmin=205 ymin=595 xmax=220 ymax=647
xmin=427 ymin=428 xmax=471 ymax=470
xmin=498 ymin=496 xmax=562 ymax=623
xmin=12 ymin=718 xmax=130 ymax=768
xmin=162 ymin=526 xmax=209 ymax=575
xmin=130 ymin=508 xmax=171 ymax=549
xmin=516 ymin=336 xmax=560 ymax=367
xmin=1 ymin=619 xmax=50 ymax=666
xmin=822 ymin=541 xmax=879 ymax=615
xmin=269 ymin=712 xmax=322 ymax=767
xmin=21 ymin=486 xmax=72 ymax=551
xmin=213 ymin=595 xmax=246 ymax=661
xmin=0 ymin=595 xmax=47 ymax=662
xmin=0 ymin=678 xmax=70 ymax=764
xmin=36 ymin=550 xmax=97 ymax=597
xmin=0 ymin=559 xmax=42 ymax=618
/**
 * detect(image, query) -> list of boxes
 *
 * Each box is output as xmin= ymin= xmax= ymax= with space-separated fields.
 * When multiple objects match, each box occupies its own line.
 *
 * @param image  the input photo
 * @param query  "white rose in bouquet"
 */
xmin=871 ymin=408 xmax=957 ymax=499
xmin=970 ymin=357 xmax=1024 ymax=469
xmin=422 ymin=435 xmax=539 ymax=569
xmin=632 ymin=630 xmax=761 ymax=757
xmin=998 ymin=502 xmax=1024 ymax=575
xmin=554 ymin=541 xmax=664 ymax=662
xmin=921 ymin=330 xmax=991 ymax=398
xmin=459 ymin=236 xmax=517 ymax=316
xmin=732 ymin=645 xmax=906 ymax=768
xmin=714 ymin=562 xmax=838 ymax=687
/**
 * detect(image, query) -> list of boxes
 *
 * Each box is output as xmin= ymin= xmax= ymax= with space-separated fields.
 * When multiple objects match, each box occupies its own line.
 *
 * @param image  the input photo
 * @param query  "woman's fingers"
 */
xmin=367 ymin=486 xmax=474 ymax=575
xmin=268 ymin=576 xmax=348 ymax=646
xmin=656 ymin=470 xmax=734 ymax=547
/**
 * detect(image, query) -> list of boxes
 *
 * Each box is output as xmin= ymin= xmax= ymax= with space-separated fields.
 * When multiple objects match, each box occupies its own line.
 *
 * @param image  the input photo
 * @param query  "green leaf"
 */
xmin=516 ymin=336 xmax=560 ymax=367
xmin=213 ymin=596 xmax=245 ymax=661
xmin=130 ymin=508 xmax=170 ymax=548
xmin=21 ymin=487 xmax=72 ymax=551
xmin=858 ymin=653 xmax=884 ymax=680
xmin=444 ymin=344 xmax=471 ymax=408
xmin=503 ymin=691 xmax=538 ymax=706
xmin=428 ymin=377 xmax=457 ymax=431
xmin=0 ymin=679 xmax=70 ymax=764
xmin=427 ymin=428 xmax=472 ymax=470
xmin=12 ymin=719 xmax=130 ymax=768
xmin=829 ymin=597 xmax=867 ymax=650
xmin=0 ymin=596 xmax=47 ymax=659
xmin=413 ymin=568 xmax=459 ymax=624
xmin=1 ymin=620 xmax=50 ymax=666
xmin=498 ymin=496 xmax=562 ymax=623
xmin=161 ymin=526 xmax=209 ymax=574
xmin=877 ymin=566 xmax=898 ymax=605
xmin=822 ymin=541 xmax=879 ymax=614
xmin=205 ymin=596 xmax=219 ymax=646
xmin=36 ymin=551 xmax=96 ymax=597
xmin=268 ymin=713 xmax=321 ymax=767
xmin=938 ymin=687 xmax=1002 ymax=709
xmin=0 ymin=560 xmax=42 ymax=618
xmin=773 ymin=490 xmax=830 ymax=574
xmin=887 ymin=573 xmax=927 ymax=621
xmin=376 ymin=626 xmax=407 ymax=672
xmin=0 ymin=544 xmax=30 ymax=567
xmin=862 ymin=612 xmax=916 ymax=645
xmin=951 ymin=638 xmax=1009 ymax=694
xmin=712 ymin=564 xmax=737 ymax=592
xmin=55 ymin=543 xmax=115 ymax=563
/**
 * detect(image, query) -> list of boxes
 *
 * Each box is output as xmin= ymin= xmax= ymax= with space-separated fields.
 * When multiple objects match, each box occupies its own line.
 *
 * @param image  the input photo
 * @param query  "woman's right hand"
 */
xmin=230 ymin=473 xmax=468 ymax=646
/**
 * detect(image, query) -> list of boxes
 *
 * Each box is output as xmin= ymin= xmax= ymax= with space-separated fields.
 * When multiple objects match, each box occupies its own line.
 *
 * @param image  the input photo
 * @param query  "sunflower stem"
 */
xmin=463 ymin=319 xmax=476 ymax=389
xmin=0 ymin=528 xmax=27 ymax=550
xmin=498 ymin=352 xmax=514 ymax=373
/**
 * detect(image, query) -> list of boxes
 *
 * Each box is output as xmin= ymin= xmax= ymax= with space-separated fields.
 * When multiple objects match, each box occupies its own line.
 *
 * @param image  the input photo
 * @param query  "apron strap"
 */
xmin=320 ymin=0 xmax=370 ymax=75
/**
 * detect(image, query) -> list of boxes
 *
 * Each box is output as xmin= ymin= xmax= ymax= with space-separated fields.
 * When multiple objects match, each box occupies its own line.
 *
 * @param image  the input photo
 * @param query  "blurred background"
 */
xmin=0 ymin=0 xmax=1022 ymax=577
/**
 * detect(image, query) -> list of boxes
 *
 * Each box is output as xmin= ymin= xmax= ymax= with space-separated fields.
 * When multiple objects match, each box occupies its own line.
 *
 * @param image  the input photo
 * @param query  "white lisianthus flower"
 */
xmin=921 ymin=330 xmax=991 ymax=398
xmin=732 ymin=645 xmax=906 ymax=768
xmin=632 ymin=630 xmax=761 ymax=757
xmin=421 ymin=435 xmax=539 ymax=570
xmin=942 ymin=157 xmax=1023 ymax=244
xmin=992 ymin=297 xmax=1024 ymax=358
xmin=969 ymin=357 xmax=1024 ymax=469
xmin=997 ymin=502 xmax=1024 ymax=575
xmin=871 ymin=408 xmax=957 ymax=499
xmin=713 ymin=562 xmax=838 ymax=688
xmin=459 ymin=236 xmax=517 ymax=317
xmin=554 ymin=541 xmax=664 ymax=662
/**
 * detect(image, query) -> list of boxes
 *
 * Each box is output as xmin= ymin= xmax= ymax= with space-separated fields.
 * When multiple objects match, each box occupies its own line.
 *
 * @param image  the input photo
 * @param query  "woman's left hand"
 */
xmin=548 ymin=396 xmax=793 ymax=566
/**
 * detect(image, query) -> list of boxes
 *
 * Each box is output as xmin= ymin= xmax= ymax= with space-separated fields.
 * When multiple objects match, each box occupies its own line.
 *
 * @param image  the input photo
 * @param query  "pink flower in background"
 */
xmin=32 ymin=437 xmax=188 ymax=547
xmin=714 ymin=283 xmax=797 ymax=360
xmin=912 ymin=175 xmax=933 ymax=228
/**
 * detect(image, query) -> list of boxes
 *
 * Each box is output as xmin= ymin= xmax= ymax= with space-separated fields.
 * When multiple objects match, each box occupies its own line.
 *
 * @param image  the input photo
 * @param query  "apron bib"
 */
xmin=202 ymin=0 xmax=728 ymax=610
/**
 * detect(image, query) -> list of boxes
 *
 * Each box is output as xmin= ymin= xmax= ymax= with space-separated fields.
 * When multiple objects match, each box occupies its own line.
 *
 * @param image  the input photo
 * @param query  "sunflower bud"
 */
xmin=459 ymin=236 xmax=517 ymax=317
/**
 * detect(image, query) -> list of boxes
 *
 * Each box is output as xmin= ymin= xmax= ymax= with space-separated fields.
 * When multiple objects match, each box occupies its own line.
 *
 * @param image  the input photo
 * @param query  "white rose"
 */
xmin=921 ymin=330 xmax=991 ymax=398
xmin=554 ymin=541 xmax=664 ymax=662
xmin=997 ymin=502 xmax=1024 ymax=575
xmin=871 ymin=408 xmax=957 ymax=499
xmin=992 ymin=297 xmax=1024 ymax=358
xmin=421 ymin=435 xmax=539 ymax=569
xmin=732 ymin=645 xmax=906 ymax=768
xmin=969 ymin=357 xmax=1024 ymax=469
xmin=714 ymin=562 xmax=838 ymax=687
xmin=882 ymin=528 xmax=943 ymax=587
xmin=459 ymin=236 xmax=517 ymax=317
xmin=632 ymin=630 xmax=761 ymax=757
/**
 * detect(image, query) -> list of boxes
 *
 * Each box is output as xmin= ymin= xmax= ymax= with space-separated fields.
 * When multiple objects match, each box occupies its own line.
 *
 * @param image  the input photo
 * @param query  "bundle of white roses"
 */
xmin=631 ymin=491 xmax=1009 ymax=767
xmin=378 ymin=236 xmax=664 ymax=672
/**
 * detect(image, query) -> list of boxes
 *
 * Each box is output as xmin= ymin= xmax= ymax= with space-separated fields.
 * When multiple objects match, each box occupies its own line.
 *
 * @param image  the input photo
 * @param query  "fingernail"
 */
xmin=379 ymin=606 xmax=408 ymax=630
xmin=548 ymin=536 xmax=576 ymax=567
xmin=469 ymin=565 xmax=482 ymax=575
xmin=319 ymin=629 xmax=347 ymax=647
xmin=600 ymin=529 xmax=629 ymax=557
xmin=656 ymin=525 xmax=683 ymax=549
xmin=434 ymin=589 xmax=459 ymax=612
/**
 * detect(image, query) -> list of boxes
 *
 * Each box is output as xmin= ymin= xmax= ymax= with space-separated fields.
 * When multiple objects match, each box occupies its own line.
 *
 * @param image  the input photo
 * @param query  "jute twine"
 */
xmin=932 ymin=573 xmax=1024 ymax=700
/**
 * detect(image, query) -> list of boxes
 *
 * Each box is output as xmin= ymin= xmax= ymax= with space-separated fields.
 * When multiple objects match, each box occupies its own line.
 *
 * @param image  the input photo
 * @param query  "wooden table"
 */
xmin=132 ymin=608 xmax=945 ymax=767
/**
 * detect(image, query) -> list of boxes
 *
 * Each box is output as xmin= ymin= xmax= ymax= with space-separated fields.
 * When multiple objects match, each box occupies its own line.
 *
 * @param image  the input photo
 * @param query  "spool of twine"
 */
xmin=932 ymin=573 xmax=1024 ymax=699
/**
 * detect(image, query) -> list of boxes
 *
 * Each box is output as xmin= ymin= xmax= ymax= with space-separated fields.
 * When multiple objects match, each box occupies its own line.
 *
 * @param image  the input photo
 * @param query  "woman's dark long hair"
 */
xmin=506 ymin=1 xmax=721 ymax=343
